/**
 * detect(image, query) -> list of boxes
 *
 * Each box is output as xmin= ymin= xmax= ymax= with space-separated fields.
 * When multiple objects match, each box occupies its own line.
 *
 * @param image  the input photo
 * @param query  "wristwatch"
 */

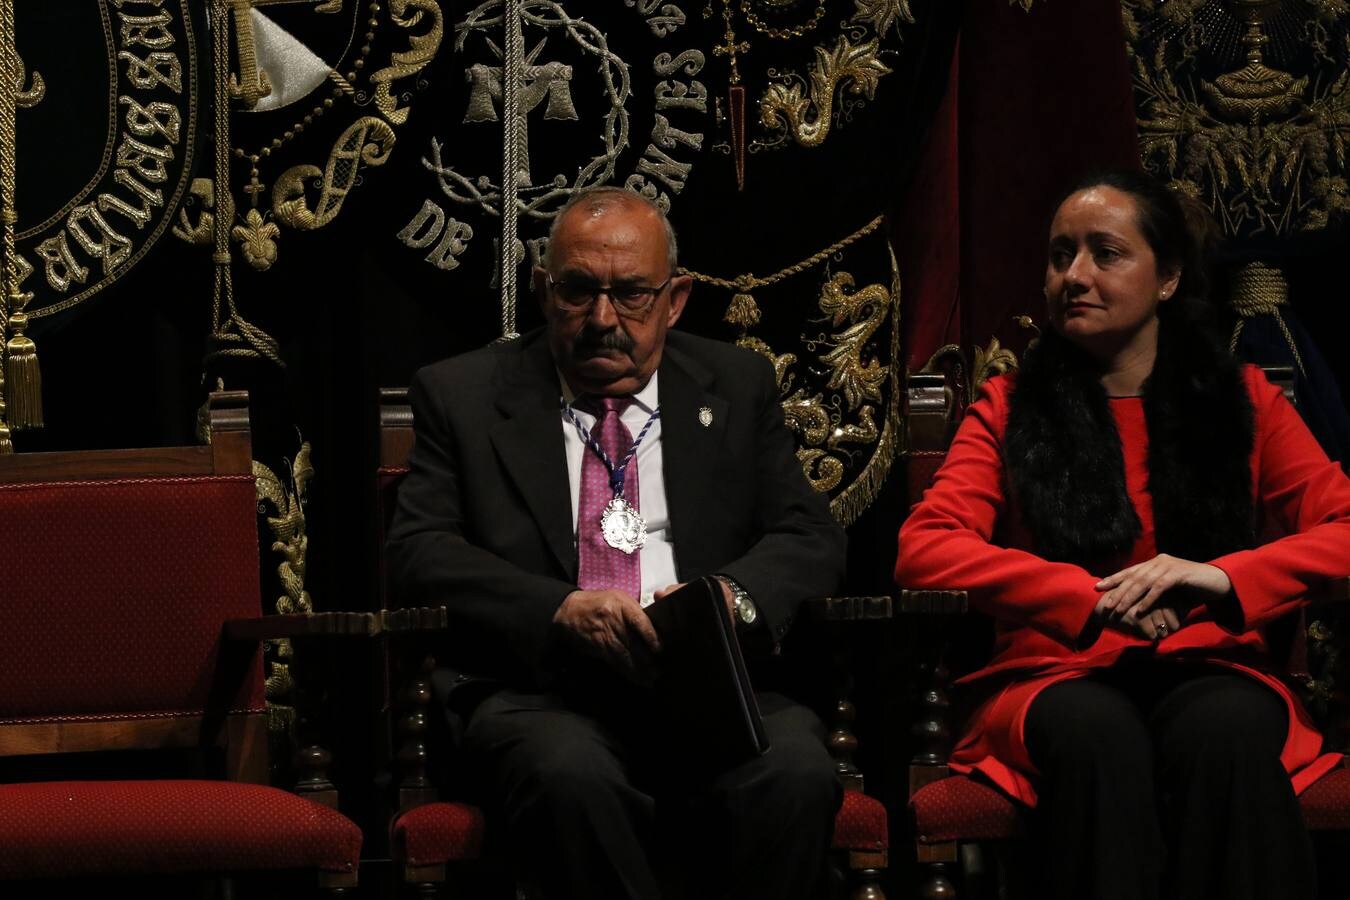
xmin=717 ymin=576 xmax=758 ymax=626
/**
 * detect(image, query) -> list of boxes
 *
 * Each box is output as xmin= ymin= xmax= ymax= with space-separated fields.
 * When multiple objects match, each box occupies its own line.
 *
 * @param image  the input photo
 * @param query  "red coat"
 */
xmin=895 ymin=366 xmax=1350 ymax=806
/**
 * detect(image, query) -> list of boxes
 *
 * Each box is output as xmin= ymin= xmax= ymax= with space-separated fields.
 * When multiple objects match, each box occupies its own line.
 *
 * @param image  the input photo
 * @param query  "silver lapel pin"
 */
xmin=698 ymin=406 xmax=713 ymax=427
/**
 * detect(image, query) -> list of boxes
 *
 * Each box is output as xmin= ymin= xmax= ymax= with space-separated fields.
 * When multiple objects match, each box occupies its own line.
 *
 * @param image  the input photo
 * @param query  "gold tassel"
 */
xmin=3 ymin=308 xmax=41 ymax=429
xmin=723 ymin=292 xmax=762 ymax=332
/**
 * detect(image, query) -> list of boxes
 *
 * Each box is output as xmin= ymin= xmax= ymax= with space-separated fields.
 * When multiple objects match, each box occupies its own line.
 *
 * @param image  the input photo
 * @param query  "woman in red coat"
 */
xmin=896 ymin=169 xmax=1350 ymax=900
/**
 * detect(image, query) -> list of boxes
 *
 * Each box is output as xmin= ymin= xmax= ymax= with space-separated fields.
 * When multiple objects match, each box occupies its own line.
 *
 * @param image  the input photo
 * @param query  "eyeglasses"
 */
xmin=546 ymin=274 xmax=673 ymax=319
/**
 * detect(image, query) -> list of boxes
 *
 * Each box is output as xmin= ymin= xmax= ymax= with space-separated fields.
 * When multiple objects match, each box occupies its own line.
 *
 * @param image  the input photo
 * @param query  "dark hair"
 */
xmin=1058 ymin=169 xmax=1221 ymax=330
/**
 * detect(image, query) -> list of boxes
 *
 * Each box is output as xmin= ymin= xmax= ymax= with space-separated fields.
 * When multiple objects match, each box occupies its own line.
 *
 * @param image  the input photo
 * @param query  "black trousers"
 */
xmin=1023 ymin=661 xmax=1315 ymax=900
xmin=462 ymin=686 xmax=841 ymax=900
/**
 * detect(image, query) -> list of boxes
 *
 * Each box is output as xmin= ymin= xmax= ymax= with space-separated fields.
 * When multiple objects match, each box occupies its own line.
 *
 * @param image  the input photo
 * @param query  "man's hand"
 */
xmin=654 ymin=581 xmax=736 ymax=621
xmin=1094 ymin=554 xmax=1232 ymax=636
xmin=552 ymin=589 xmax=662 ymax=684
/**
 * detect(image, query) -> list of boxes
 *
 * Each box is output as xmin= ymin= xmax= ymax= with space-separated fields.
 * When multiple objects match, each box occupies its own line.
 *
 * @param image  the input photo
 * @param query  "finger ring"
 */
xmin=1157 ymin=622 xmax=1168 ymax=635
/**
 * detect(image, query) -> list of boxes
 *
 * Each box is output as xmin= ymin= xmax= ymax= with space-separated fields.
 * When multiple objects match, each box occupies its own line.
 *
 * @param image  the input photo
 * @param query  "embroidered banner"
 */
xmin=14 ymin=0 xmax=204 ymax=322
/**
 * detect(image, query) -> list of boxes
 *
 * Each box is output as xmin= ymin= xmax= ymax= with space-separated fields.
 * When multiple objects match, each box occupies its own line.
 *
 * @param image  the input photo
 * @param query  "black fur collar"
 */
xmin=1004 ymin=318 xmax=1255 ymax=568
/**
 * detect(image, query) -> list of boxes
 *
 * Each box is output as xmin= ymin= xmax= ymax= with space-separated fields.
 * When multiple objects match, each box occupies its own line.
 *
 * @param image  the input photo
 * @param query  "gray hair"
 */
xmin=545 ymin=186 xmax=679 ymax=272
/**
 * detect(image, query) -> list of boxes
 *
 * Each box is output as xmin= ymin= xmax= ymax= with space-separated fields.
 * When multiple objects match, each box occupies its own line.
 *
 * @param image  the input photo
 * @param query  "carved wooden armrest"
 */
xmin=807 ymin=594 xmax=893 ymax=622
xmin=222 ymin=609 xmax=441 ymax=810
xmin=896 ymin=589 xmax=969 ymax=616
xmin=223 ymin=608 xmax=449 ymax=641
xmin=223 ymin=611 xmax=383 ymax=641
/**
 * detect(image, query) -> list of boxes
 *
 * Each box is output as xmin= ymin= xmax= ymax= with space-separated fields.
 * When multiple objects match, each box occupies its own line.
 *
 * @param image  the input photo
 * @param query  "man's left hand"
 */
xmin=1093 ymin=554 xmax=1232 ymax=625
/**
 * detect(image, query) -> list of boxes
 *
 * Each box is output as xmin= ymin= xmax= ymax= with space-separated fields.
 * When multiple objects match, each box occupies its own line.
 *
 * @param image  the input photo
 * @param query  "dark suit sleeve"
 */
xmin=715 ymin=353 xmax=848 ymax=644
xmin=386 ymin=369 xmax=573 ymax=687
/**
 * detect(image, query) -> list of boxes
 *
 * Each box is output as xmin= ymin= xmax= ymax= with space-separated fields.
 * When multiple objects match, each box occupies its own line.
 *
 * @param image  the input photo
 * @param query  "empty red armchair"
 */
xmin=0 ymin=392 xmax=362 ymax=893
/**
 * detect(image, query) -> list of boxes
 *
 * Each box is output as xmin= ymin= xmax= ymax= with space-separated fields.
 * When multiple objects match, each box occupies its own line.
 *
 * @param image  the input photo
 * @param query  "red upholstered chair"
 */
xmin=0 ymin=391 xmax=362 ymax=894
xmin=377 ymin=390 xmax=488 ymax=896
xmin=896 ymin=368 xmax=1350 ymax=899
xmin=376 ymin=388 xmax=889 ymax=899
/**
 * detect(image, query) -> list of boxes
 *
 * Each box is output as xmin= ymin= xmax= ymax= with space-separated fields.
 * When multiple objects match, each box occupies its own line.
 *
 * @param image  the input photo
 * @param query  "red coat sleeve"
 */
xmin=894 ymin=376 xmax=1101 ymax=647
xmin=1209 ymin=368 xmax=1350 ymax=632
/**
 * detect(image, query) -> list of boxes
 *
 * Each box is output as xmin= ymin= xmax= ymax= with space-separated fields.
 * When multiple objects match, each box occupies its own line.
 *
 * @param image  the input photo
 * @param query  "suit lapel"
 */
xmin=658 ymin=343 xmax=729 ymax=579
xmin=489 ymin=336 xmax=576 ymax=577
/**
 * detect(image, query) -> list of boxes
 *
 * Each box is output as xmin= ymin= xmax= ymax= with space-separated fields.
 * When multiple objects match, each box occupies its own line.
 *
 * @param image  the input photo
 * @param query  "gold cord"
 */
xmin=680 ymin=215 xmax=884 ymax=292
xmin=740 ymin=0 xmax=827 ymax=40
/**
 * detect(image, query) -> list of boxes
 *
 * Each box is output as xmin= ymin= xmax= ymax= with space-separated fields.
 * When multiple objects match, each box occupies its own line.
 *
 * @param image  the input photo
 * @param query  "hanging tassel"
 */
xmin=4 ymin=308 xmax=42 ymax=429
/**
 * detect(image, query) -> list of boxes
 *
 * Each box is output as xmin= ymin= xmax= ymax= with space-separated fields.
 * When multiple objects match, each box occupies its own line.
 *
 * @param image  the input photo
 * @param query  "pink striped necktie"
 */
xmin=575 ymin=396 xmax=641 ymax=598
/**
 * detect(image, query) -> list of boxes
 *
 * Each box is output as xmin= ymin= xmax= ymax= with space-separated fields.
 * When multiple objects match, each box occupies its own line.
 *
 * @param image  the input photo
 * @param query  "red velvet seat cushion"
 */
xmin=0 ymin=780 xmax=361 ymax=878
xmin=910 ymin=775 xmax=1022 ymax=844
xmin=393 ymin=802 xmax=487 ymax=866
xmin=832 ymin=788 xmax=888 ymax=851
xmin=1300 ymin=766 xmax=1350 ymax=830
xmin=913 ymin=766 xmax=1350 ymax=846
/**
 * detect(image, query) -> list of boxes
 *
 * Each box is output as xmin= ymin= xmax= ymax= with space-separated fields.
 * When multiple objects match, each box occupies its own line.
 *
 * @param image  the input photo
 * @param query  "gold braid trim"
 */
xmin=1228 ymin=261 xmax=1305 ymax=379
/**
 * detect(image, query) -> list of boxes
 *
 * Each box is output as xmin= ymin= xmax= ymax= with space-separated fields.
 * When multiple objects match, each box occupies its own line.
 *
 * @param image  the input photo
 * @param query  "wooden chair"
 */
xmin=0 ymin=391 xmax=363 ymax=894
xmin=895 ymin=369 xmax=1350 ymax=899
xmin=376 ymin=387 xmax=889 ymax=899
xmin=377 ymin=390 xmax=488 ymax=897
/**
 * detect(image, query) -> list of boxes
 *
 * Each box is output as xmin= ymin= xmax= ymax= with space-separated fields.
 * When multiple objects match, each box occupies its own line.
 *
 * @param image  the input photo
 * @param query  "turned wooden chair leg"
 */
xmin=918 ymin=860 xmax=957 ymax=899
xmin=848 ymin=866 xmax=887 ymax=899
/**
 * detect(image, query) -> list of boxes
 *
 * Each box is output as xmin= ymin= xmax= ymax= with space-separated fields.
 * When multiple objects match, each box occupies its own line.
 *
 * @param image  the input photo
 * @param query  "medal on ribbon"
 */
xmin=562 ymin=397 xmax=661 ymax=556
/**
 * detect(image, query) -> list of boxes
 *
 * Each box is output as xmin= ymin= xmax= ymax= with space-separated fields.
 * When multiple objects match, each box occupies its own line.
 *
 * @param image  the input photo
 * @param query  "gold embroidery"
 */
xmin=1130 ymin=0 xmax=1350 ymax=234
xmin=818 ymin=272 xmax=889 ymax=411
xmin=172 ymin=177 xmax=216 ymax=246
xmin=684 ymin=218 xmax=897 ymax=524
xmin=15 ymin=53 xmax=44 ymax=109
xmin=369 ymin=0 xmax=445 ymax=126
xmin=232 ymin=207 xmax=281 ymax=271
xmin=254 ymin=441 xmax=315 ymax=618
xmin=851 ymin=0 xmax=915 ymax=35
xmin=253 ymin=439 xmax=314 ymax=735
xmin=272 ymin=115 xmax=396 ymax=232
xmin=759 ymin=35 xmax=891 ymax=148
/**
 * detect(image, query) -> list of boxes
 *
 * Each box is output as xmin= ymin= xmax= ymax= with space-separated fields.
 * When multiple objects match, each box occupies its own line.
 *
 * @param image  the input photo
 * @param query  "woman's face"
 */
xmin=1044 ymin=186 xmax=1180 ymax=355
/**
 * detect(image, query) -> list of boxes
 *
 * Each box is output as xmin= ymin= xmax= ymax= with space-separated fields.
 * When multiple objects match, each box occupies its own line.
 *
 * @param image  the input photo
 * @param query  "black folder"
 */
xmin=643 ymin=577 xmax=770 ymax=773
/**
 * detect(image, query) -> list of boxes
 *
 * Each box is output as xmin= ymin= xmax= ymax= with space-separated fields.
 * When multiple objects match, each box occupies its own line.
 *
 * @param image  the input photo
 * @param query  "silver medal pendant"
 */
xmin=600 ymin=497 xmax=646 ymax=555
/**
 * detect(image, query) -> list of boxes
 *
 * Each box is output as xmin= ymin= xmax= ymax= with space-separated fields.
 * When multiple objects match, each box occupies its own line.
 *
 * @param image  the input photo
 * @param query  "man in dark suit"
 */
xmin=388 ymin=187 xmax=846 ymax=900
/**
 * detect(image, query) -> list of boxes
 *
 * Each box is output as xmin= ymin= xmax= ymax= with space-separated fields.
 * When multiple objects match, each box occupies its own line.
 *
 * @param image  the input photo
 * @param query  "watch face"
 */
xmin=737 ymin=599 xmax=757 ymax=625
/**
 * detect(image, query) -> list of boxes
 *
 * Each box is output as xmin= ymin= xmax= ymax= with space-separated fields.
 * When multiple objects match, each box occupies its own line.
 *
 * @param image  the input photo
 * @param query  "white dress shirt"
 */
xmin=559 ymin=373 xmax=679 ymax=602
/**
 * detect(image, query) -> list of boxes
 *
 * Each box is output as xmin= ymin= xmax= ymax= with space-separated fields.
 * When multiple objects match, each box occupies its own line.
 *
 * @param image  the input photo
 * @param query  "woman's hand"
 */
xmin=1093 ymin=554 xmax=1232 ymax=631
xmin=1108 ymin=604 xmax=1183 ymax=641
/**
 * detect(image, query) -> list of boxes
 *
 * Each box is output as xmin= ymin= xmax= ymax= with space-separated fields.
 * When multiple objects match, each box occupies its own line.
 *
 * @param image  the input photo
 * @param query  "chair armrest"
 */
xmin=897 ymin=589 xmax=968 ymax=615
xmin=223 ymin=612 xmax=383 ymax=641
xmin=223 ymin=607 xmax=450 ymax=642
xmin=807 ymin=595 xmax=893 ymax=622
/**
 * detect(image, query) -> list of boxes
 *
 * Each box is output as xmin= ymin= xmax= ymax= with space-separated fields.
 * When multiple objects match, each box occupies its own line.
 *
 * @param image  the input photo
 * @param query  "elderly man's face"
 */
xmin=536 ymin=200 xmax=690 ymax=396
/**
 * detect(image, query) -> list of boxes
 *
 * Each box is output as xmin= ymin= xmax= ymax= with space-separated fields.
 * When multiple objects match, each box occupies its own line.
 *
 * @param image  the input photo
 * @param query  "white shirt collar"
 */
xmin=558 ymin=371 xmax=659 ymax=413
